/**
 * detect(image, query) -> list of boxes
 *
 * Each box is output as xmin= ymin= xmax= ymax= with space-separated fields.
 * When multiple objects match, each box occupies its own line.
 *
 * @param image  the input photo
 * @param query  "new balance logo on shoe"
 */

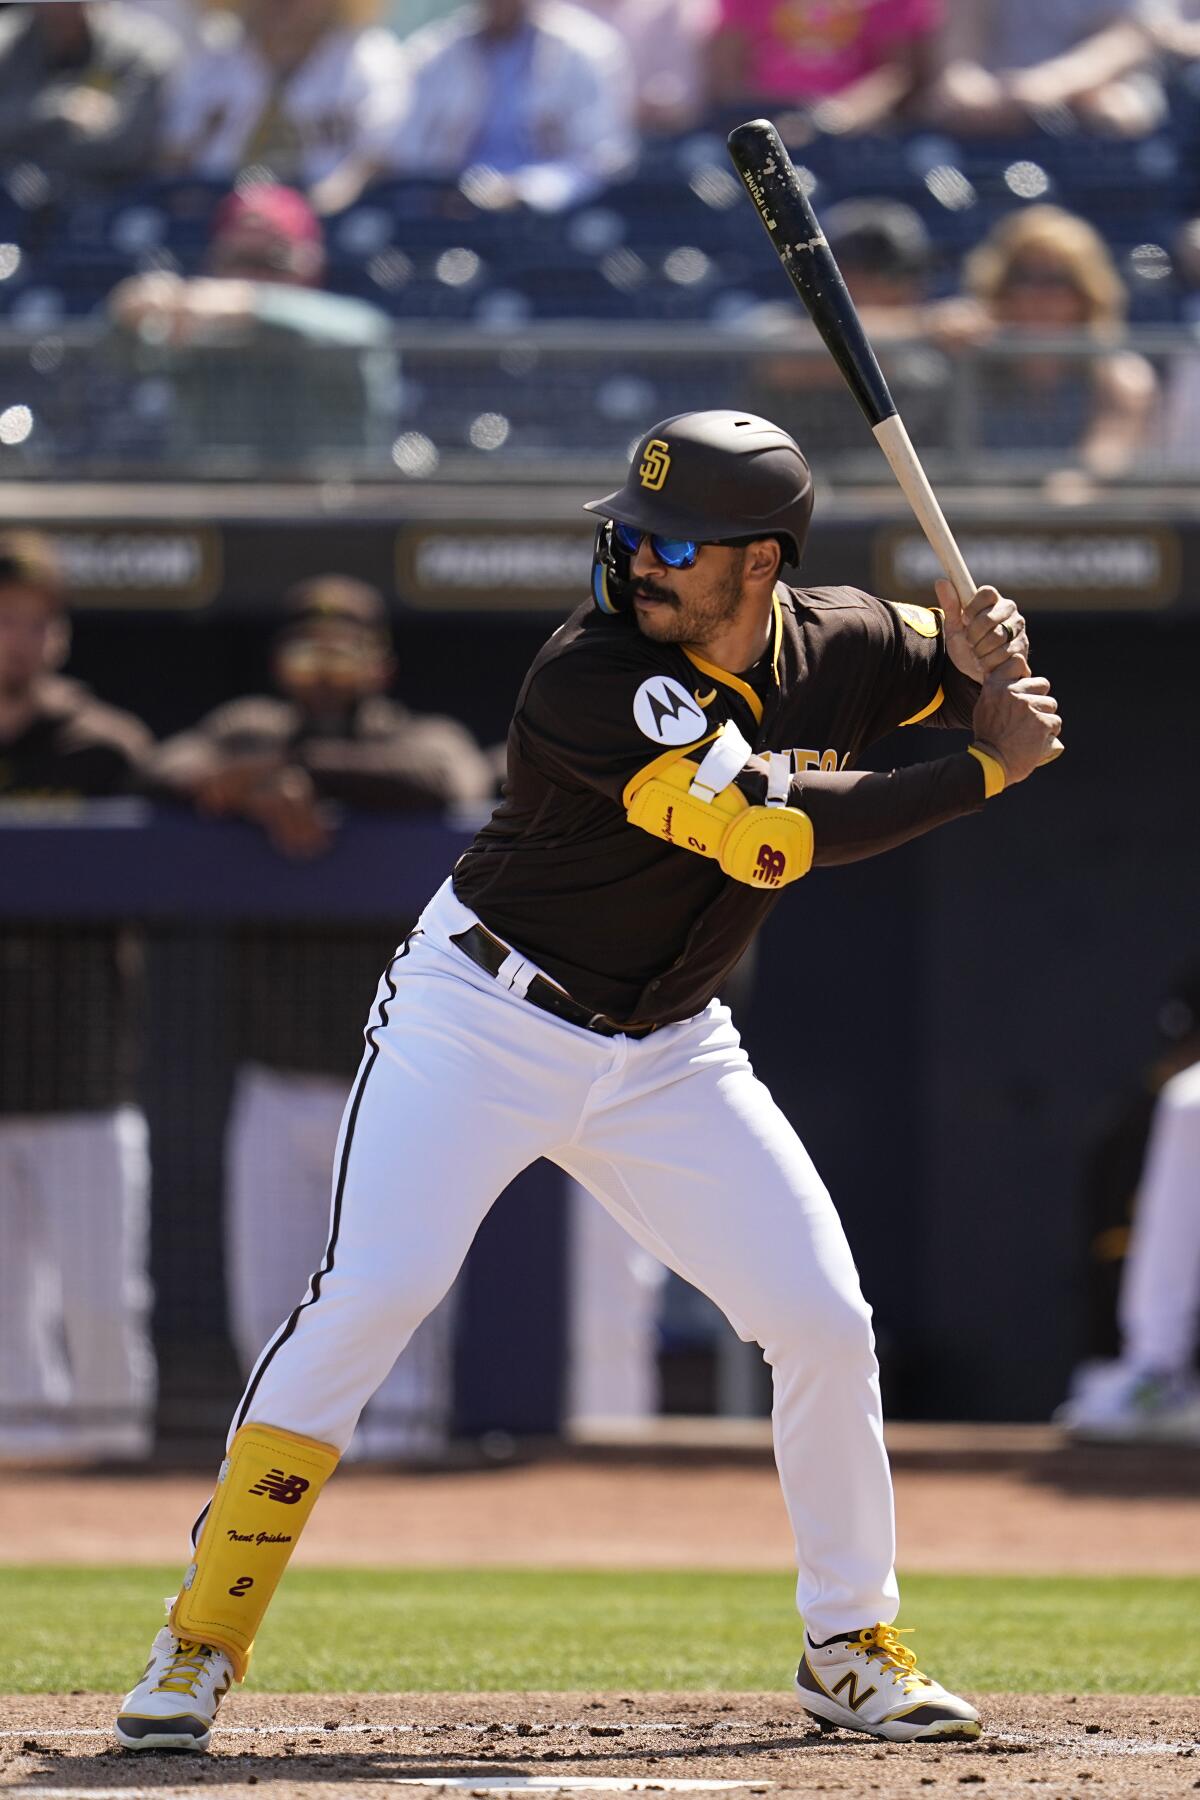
xmin=247 ymin=1468 xmax=310 ymax=1504
xmin=831 ymin=1671 xmax=877 ymax=1712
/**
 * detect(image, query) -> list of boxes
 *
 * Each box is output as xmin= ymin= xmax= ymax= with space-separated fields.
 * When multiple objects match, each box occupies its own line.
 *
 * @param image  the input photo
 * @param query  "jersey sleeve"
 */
xmin=852 ymin=592 xmax=953 ymax=742
xmin=816 ymin=590 xmax=978 ymax=745
xmin=734 ymin=748 xmax=988 ymax=865
xmin=515 ymin=641 xmax=714 ymax=806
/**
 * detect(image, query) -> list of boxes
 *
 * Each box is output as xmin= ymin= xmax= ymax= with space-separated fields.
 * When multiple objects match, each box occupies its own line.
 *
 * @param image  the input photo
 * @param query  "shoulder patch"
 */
xmin=632 ymin=675 xmax=708 ymax=747
xmin=890 ymin=602 xmax=941 ymax=638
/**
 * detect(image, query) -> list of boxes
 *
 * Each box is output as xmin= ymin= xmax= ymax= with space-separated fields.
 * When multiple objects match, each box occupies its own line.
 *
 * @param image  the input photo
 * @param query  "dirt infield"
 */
xmin=4 ymin=1692 xmax=1200 ymax=1799
xmin=2 ymin=1429 xmax=1199 ymax=1573
xmin=6 ymin=1434 xmax=1199 ymax=1795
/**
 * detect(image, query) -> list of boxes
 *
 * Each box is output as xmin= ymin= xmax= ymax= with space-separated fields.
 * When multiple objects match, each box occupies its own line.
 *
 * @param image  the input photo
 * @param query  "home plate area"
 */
xmin=3 ymin=1693 xmax=1199 ymax=1800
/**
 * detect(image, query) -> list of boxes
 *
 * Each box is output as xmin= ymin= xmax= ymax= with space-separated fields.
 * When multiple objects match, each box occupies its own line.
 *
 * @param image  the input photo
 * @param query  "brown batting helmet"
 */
xmin=586 ymin=410 xmax=814 ymax=561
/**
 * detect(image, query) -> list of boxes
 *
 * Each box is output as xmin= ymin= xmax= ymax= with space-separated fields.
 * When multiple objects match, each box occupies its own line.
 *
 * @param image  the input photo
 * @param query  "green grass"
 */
xmin=3 ymin=1566 xmax=1197 ymax=1695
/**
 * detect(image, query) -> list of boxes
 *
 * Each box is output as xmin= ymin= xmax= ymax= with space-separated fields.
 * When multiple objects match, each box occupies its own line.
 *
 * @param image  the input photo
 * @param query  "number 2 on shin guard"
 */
xmin=170 ymin=1422 xmax=339 ymax=1680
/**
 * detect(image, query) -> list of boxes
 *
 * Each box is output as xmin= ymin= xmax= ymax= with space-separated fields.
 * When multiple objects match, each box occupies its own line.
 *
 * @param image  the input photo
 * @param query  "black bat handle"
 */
xmin=727 ymin=117 xmax=898 ymax=429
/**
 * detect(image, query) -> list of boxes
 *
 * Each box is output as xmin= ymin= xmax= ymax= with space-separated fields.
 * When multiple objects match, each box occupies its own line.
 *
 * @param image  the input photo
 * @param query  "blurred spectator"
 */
xmin=119 ymin=0 xmax=206 ymax=51
xmin=0 ymin=532 xmax=155 ymax=1463
xmin=1138 ymin=0 xmax=1200 ymax=59
xmin=1058 ymin=963 xmax=1200 ymax=1444
xmin=0 ymin=1 xmax=177 ymax=187
xmin=158 ymin=0 xmax=407 ymax=205
xmin=932 ymin=205 xmax=1157 ymax=493
xmin=1154 ymin=216 xmax=1200 ymax=468
xmin=390 ymin=0 xmax=636 ymax=213
xmin=924 ymin=0 xmax=1163 ymax=137
xmin=706 ymin=0 xmax=942 ymax=134
xmin=576 ymin=0 xmax=715 ymax=134
xmin=815 ymin=195 xmax=934 ymax=318
xmin=108 ymin=182 xmax=398 ymax=470
xmin=149 ymin=577 xmax=492 ymax=1459
xmin=748 ymin=199 xmax=948 ymax=467
xmin=388 ymin=0 xmax=464 ymax=33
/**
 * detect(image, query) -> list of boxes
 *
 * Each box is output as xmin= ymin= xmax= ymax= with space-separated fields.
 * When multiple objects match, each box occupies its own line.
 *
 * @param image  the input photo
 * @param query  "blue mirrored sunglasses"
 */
xmin=612 ymin=522 xmax=703 ymax=568
xmin=613 ymin=523 xmax=754 ymax=568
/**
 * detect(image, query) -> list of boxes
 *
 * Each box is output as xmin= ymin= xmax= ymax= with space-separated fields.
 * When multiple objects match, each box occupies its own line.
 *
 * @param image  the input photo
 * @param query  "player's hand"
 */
xmin=971 ymin=670 xmax=1064 ymax=785
xmin=937 ymin=579 xmax=1030 ymax=682
xmin=243 ymin=766 xmax=333 ymax=858
xmin=196 ymin=754 xmax=285 ymax=815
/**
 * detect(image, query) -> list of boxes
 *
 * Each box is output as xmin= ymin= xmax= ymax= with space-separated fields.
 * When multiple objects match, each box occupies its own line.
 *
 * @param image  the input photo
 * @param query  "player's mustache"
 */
xmin=634 ymin=581 xmax=678 ymax=606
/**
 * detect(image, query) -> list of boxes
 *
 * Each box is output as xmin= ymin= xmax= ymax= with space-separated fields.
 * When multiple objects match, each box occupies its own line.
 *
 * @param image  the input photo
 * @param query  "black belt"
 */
xmin=450 ymin=924 xmax=659 ymax=1040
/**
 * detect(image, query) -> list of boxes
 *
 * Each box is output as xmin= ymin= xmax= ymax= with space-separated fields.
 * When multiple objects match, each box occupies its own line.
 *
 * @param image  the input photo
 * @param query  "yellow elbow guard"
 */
xmin=170 ymin=1422 xmax=339 ymax=1680
xmin=625 ymin=756 xmax=813 ymax=889
xmin=720 ymin=800 xmax=813 ymax=887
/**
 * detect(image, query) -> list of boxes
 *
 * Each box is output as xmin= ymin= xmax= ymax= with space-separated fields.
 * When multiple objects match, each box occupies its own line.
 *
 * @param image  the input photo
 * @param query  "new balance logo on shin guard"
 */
xmin=248 ymin=1468 xmax=310 ymax=1504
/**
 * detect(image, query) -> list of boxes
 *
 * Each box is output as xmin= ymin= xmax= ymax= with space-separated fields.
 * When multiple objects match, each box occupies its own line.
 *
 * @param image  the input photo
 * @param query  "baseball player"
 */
xmin=116 ymin=411 xmax=1061 ymax=1750
xmin=0 ymin=531 xmax=156 ymax=1462
xmin=1059 ymin=964 xmax=1200 ymax=1442
xmin=149 ymin=578 xmax=493 ymax=1461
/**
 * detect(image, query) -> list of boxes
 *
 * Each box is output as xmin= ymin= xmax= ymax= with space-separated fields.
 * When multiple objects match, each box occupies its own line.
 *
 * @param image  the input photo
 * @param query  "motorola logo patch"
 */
xmin=632 ymin=675 xmax=707 ymax=746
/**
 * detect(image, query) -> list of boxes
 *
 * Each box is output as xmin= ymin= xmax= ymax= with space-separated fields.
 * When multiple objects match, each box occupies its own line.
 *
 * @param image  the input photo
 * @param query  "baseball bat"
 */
xmin=726 ymin=117 xmax=976 ymax=609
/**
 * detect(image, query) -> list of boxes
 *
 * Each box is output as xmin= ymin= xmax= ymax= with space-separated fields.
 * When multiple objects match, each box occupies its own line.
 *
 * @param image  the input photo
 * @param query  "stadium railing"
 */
xmin=1 ymin=325 xmax=1197 ymax=482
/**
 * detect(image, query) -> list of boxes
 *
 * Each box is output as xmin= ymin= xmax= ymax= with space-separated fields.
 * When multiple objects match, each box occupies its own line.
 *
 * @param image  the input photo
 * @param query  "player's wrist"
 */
xmin=967 ymin=743 xmax=1006 ymax=798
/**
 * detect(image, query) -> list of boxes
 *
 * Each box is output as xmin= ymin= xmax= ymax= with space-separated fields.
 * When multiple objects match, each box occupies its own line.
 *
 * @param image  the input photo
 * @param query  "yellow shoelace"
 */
xmin=154 ymin=1639 xmax=213 ymax=1697
xmin=855 ymin=1624 xmax=930 ymax=1695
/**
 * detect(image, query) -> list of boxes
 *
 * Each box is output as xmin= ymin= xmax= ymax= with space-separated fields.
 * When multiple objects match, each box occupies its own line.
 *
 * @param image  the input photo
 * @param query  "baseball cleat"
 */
xmin=114 ymin=1624 xmax=234 ymax=1751
xmin=1057 ymin=1363 xmax=1200 ymax=1445
xmin=796 ymin=1622 xmax=981 ymax=1742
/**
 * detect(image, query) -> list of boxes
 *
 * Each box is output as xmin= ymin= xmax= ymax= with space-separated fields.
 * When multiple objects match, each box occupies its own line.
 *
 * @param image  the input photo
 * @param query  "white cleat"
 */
xmin=796 ymin=1622 xmax=981 ymax=1742
xmin=114 ymin=1624 xmax=234 ymax=1751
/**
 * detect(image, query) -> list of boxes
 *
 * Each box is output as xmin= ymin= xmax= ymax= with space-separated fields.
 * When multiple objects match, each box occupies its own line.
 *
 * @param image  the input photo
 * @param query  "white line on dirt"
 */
xmin=5 ymin=1725 xmax=1197 ymax=1760
xmin=0 ymin=1722 xmax=746 ymax=1741
xmin=990 ymin=1727 xmax=1200 ymax=1758
xmin=388 ymin=1780 xmax=759 ymax=1791
xmin=8 ymin=1786 xmax=761 ymax=1799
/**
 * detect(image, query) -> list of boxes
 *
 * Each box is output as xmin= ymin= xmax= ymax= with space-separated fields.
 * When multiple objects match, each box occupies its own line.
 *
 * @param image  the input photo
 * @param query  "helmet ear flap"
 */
xmin=591 ymin=521 xmax=635 ymax=615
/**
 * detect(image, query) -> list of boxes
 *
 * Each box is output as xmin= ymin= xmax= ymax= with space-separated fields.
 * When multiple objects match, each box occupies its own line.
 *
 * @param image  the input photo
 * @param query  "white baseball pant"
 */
xmin=225 ymin=1062 xmax=457 ymax=1459
xmin=1120 ymin=1058 xmax=1200 ymax=1375
xmin=234 ymin=878 xmax=899 ymax=1639
xmin=0 ymin=1106 xmax=154 ymax=1457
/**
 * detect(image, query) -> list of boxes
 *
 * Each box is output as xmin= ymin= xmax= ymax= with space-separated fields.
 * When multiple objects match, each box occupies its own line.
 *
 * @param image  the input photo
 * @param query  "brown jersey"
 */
xmin=454 ymin=584 xmax=985 ymax=1027
xmin=0 ymin=677 xmax=151 ymax=1114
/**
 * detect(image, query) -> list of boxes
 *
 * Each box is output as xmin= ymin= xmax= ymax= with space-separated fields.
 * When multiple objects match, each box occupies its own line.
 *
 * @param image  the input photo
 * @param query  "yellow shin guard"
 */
xmin=170 ymin=1422 xmax=339 ymax=1680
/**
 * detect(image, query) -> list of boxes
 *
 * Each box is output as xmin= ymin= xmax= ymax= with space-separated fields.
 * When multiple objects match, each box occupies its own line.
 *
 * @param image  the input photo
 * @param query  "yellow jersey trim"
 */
xmin=681 ymin=592 xmax=784 ymax=729
xmin=899 ymin=684 xmax=944 ymax=728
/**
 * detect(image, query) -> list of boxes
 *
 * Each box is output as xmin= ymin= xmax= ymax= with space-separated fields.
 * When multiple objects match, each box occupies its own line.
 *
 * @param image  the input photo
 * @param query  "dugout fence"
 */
xmin=0 ymin=810 xmax=569 ymax=1459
